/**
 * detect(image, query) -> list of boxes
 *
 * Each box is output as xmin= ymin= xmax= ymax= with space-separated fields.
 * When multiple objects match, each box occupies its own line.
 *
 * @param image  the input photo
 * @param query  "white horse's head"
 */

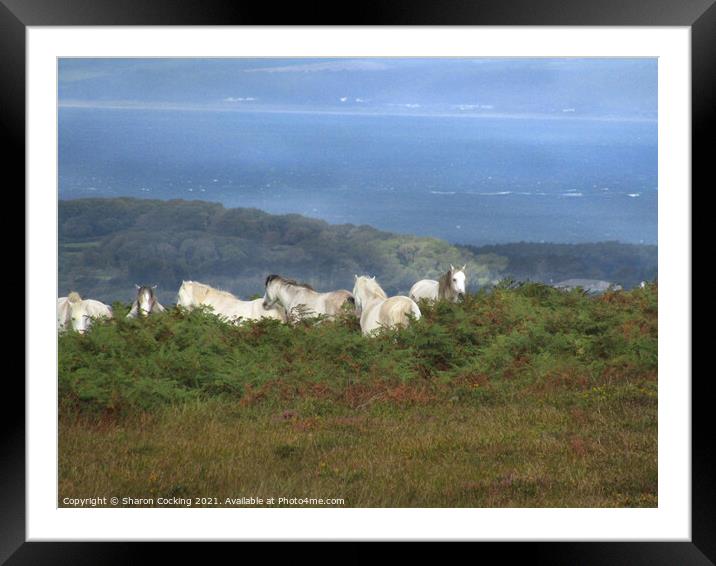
xmin=262 ymin=274 xmax=283 ymax=310
xmin=176 ymin=281 xmax=197 ymax=309
xmin=262 ymin=274 xmax=314 ymax=311
xmin=352 ymin=275 xmax=385 ymax=311
xmin=449 ymin=264 xmax=467 ymax=300
xmin=66 ymin=292 xmax=88 ymax=333
xmin=69 ymin=300 xmax=93 ymax=333
xmin=135 ymin=284 xmax=158 ymax=316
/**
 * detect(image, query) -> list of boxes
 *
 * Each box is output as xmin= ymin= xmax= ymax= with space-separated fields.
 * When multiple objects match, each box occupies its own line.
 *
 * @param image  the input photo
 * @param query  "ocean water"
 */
xmin=59 ymin=108 xmax=657 ymax=245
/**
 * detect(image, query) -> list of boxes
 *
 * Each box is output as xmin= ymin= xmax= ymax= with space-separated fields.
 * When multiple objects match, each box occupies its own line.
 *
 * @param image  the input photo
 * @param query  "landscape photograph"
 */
xmin=58 ymin=57 xmax=658 ymax=508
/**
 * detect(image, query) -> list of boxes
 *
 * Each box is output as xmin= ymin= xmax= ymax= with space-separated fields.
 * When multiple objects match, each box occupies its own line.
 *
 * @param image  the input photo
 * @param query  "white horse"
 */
xmin=67 ymin=291 xmax=113 ymax=333
xmin=352 ymin=275 xmax=421 ymax=336
xmin=127 ymin=285 xmax=166 ymax=318
xmin=177 ymin=280 xmax=285 ymax=324
xmin=410 ymin=264 xmax=467 ymax=303
xmin=57 ymin=297 xmax=71 ymax=331
xmin=262 ymin=275 xmax=354 ymax=321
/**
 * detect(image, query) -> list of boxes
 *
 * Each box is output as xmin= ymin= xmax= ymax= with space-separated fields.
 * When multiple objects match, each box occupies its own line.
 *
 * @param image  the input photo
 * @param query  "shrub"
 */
xmin=58 ymin=283 xmax=657 ymax=416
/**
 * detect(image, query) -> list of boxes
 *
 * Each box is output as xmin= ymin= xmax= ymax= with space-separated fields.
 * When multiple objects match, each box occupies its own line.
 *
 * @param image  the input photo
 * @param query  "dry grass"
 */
xmin=60 ymin=392 xmax=657 ymax=508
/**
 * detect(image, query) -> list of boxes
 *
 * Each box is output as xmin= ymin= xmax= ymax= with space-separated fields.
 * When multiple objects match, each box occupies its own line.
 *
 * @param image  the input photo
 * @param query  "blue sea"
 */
xmin=59 ymin=108 xmax=657 ymax=245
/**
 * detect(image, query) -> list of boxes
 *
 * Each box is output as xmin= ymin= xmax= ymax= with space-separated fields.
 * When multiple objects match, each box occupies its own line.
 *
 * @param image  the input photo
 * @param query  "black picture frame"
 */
xmin=8 ymin=0 xmax=707 ymax=563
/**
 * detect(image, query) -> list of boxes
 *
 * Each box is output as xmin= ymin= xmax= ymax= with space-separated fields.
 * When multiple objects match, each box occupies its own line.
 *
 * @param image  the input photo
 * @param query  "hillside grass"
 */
xmin=59 ymin=282 xmax=657 ymax=508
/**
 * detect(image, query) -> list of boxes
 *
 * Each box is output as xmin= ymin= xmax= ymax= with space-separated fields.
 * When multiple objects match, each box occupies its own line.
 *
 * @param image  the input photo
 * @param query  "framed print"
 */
xmin=8 ymin=0 xmax=709 ymax=562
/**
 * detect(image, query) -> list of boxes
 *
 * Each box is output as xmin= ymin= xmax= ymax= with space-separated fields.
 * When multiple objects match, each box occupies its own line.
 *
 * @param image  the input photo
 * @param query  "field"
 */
xmin=59 ymin=282 xmax=658 ymax=507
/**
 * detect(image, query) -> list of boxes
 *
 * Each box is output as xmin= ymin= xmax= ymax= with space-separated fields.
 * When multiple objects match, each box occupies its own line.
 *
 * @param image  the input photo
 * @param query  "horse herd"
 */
xmin=57 ymin=265 xmax=468 ymax=337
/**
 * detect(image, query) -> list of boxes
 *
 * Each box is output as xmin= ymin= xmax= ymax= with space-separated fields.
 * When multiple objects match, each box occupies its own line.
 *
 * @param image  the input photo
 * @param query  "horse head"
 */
xmin=69 ymin=300 xmax=90 ymax=333
xmin=447 ymin=264 xmax=467 ymax=301
xmin=135 ymin=284 xmax=158 ymax=316
xmin=262 ymin=274 xmax=282 ymax=309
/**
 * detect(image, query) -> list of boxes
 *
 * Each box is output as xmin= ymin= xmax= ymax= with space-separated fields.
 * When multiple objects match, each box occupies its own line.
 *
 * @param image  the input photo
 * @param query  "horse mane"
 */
xmin=437 ymin=269 xmax=453 ymax=300
xmin=136 ymin=285 xmax=155 ymax=298
xmin=68 ymin=291 xmax=82 ymax=303
xmin=184 ymin=280 xmax=238 ymax=300
xmin=356 ymin=276 xmax=388 ymax=300
xmin=265 ymin=274 xmax=315 ymax=291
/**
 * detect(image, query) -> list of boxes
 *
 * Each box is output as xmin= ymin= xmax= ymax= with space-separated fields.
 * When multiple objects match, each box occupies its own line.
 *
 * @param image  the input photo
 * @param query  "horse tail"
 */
xmin=394 ymin=298 xmax=421 ymax=327
xmin=332 ymin=291 xmax=354 ymax=314
xmin=408 ymin=285 xmax=418 ymax=303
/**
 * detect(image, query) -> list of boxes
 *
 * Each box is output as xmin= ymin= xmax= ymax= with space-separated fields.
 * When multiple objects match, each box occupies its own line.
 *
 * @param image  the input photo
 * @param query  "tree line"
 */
xmin=59 ymin=198 xmax=657 ymax=304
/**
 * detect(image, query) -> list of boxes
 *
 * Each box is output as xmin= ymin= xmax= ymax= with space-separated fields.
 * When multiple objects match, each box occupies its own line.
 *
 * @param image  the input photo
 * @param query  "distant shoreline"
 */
xmin=57 ymin=195 xmax=658 ymax=249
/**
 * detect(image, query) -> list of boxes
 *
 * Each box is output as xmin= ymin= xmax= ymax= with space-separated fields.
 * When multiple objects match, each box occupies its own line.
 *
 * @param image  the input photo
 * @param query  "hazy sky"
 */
xmin=59 ymin=58 xmax=657 ymax=121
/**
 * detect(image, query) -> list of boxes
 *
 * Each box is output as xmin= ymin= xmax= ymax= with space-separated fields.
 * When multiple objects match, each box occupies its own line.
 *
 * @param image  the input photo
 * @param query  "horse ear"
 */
xmin=462 ymin=264 xmax=467 ymax=271
xmin=450 ymin=264 xmax=454 ymax=271
xmin=371 ymin=276 xmax=376 ymax=280
xmin=354 ymin=274 xmax=358 ymax=280
xmin=135 ymin=284 xmax=140 ymax=289
xmin=152 ymin=284 xmax=158 ymax=289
